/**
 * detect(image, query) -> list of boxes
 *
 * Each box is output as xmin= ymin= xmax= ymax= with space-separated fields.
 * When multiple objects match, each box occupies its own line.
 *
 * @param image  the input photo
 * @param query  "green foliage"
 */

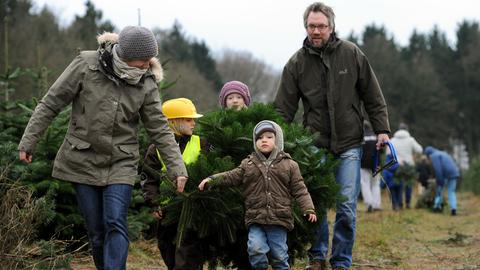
xmin=196 ymin=103 xmax=285 ymax=161
xmin=461 ymin=157 xmax=480 ymax=195
xmin=128 ymin=185 xmax=156 ymax=241
xmin=3 ymin=2 xmax=480 ymax=265
xmin=454 ymin=21 xmax=480 ymax=154
xmin=2 ymin=0 xmax=480 ymax=154
xmin=158 ymin=154 xmax=241 ymax=246
xmin=10 ymin=102 xmax=87 ymax=239
xmin=191 ymin=41 xmax=223 ymax=89
xmin=415 ymin=180 xmax=439 ymax=209
xmin=155 ymin=103 xmax=339 ymax=266
xmin=0 ymin=67 xmax=23 ymax=102
xmin=30 ymin=240 xmax=74 ymax=270
xmin=394 ymin=164 xmax=418 ymax=187
xmin=358 ymin=23 xmax=480 ymax=154
xmin=159 ymin=21 xmax=223 ymax=90
xmin=68 ymin=0 xmax=115 ymax=51
xmin=0 ymin=142 xmax=60 ymax=269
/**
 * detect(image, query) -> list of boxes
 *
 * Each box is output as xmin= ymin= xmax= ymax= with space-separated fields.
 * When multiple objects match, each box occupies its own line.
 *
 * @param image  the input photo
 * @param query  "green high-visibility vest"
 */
xmin=156 ymin=135 xmax=201 ymax=171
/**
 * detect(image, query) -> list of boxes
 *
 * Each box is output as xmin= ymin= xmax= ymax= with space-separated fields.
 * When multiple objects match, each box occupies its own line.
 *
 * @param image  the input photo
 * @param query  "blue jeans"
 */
xmin=74 ymin=183 xmax=132 ymax=270
xmin=404 ymin=184 xmax=412 ymax=206
xmin=434 ymin=177 xmax=457 ymax=210
xmin=390 ymin=182 xmax=403 ymax=209
xmin=308 ymin=146 xmax=362 ymax=268
xmin=247 ymin=224 xmax=289 ymax=270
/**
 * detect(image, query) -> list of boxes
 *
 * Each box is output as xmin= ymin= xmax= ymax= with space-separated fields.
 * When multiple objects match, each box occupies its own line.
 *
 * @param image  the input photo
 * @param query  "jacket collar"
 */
xmin=250 ymin=150 xmax=291 ymax=165
xmin=303 ymin=33 xmax=340 ymax=56
xmin=96 ymin=32 xmax=163 ymax=83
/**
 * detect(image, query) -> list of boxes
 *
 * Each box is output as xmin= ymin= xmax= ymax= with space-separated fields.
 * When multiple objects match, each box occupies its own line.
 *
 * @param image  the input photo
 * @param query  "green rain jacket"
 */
xmin=274 ymin=36 xmax=390 ymax=154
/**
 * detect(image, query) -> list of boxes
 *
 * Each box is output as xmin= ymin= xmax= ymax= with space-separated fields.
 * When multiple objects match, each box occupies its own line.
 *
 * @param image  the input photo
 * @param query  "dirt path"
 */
xmin=71 ymin=192 xmax=480 ymax=270
xmin=353 ymin=192 xmax=480 ymax=270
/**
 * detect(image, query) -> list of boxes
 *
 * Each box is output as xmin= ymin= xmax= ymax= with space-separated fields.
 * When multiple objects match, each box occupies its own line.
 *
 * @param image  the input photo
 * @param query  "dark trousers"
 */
xmin=404 ymin=185 xmax=412 ymax=206
xmin=156 ymin=222 xmax=204 ymax=270
xmin=390 ymin=184 xmax=403 ymax=209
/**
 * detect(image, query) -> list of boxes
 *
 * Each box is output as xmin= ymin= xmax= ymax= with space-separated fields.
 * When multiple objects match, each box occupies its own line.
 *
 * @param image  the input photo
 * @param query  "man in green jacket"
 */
xmin=18 ymin=26 xmax=187 ymax=270
xmin=274 ymin=2 xmax=390 ymax=270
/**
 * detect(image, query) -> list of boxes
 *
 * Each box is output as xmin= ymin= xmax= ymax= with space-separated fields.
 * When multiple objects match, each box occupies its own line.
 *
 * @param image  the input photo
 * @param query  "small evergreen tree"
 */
xmin=461 ymin=157 xmax=480 ymax=195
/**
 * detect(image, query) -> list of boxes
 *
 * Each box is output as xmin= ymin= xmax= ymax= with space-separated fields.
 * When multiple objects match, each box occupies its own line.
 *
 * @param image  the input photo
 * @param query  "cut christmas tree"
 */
xmin=154 ymin=103 xmax=340 ymax=267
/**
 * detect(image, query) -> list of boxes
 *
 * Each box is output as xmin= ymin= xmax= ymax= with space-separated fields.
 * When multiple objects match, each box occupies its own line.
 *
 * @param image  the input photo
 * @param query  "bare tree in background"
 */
xmin=216 ymin=49 xmax=280 ymax=103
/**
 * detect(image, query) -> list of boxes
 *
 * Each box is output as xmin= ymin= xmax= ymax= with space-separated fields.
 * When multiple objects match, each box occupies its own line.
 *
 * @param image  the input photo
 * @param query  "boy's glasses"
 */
xmin=372 ymin=141 xmax=398 ymax=177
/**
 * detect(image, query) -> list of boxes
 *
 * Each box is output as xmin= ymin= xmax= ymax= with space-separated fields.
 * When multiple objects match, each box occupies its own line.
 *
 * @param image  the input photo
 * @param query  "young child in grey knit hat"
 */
xmin=198 ymin=120 xmax=317 ymax=269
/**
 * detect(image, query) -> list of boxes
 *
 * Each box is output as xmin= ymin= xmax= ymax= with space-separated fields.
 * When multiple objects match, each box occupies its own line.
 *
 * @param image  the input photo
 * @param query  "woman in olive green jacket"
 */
xmin=18 ymin=26 xmax=187 ymax=270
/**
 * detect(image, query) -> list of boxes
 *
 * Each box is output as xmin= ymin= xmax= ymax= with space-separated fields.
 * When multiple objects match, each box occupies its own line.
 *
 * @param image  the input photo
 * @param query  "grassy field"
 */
xmin=71 ymin=192 xmax=480 ymax=270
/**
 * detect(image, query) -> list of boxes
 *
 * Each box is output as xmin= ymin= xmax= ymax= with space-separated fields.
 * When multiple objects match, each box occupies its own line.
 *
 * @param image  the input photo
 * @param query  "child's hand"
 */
xmin=152 ymin=207 xmax=163 ymax=220
xmin=307 ymin=213 xmax=317 ymax=223
xmin=175 ymin=176 xmax=188 ymax=193
xmin=152 ymin=208 xmax=163 ymax=220
xmin=198 ymin=178 xmax=211 ymax=191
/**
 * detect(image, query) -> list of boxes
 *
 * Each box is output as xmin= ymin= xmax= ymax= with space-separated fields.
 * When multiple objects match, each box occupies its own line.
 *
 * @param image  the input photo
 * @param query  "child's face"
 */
xmin=225 ymin=93 xmax=246 ymax=110
xmin=177 ymin=118 xmax=196 ymax=136
xmin=256 ymin=132 xmax=276 ymax=154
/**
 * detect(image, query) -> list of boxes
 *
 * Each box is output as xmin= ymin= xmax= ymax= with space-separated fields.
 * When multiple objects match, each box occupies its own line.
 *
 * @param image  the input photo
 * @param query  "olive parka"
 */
xmin=18 ymin=32 xmax=187 ymax=186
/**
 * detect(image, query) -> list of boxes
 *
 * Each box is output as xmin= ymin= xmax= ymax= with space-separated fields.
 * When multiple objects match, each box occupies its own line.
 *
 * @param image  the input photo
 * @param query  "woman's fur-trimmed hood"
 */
xmin=96 ymin=32 xmax=163 ymax=83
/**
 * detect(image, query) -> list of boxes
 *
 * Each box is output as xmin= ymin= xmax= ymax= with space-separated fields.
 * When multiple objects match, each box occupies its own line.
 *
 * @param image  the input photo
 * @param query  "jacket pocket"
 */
xmin=336 ymin=105 xmax=363 ymax=143
xmin=118 ymin=144 xmax=140 ymax=161
xmin=61 ymin=135 xmax=94 ymax=172
xmin=66 ymin=135 xmax=91 ymax=150
xmin=274 ymin=197 xmax=292 ymax=218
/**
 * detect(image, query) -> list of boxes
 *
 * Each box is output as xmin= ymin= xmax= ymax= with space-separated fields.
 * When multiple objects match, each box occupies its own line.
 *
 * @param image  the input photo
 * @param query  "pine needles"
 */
xmin=156 ymin=103 xmax=340 ymax=266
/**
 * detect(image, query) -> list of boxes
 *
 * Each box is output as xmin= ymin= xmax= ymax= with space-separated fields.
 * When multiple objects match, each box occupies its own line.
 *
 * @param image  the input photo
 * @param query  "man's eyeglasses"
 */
xmin=372 ymin=141 xmax=398 ymax=177
xmin=307 ymin=24 xmax=330 ymax=31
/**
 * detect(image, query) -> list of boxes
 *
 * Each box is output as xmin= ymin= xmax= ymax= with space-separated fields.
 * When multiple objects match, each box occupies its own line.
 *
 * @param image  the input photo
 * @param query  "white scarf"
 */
xmin=112 ymin=44 xmax=148 ymax=85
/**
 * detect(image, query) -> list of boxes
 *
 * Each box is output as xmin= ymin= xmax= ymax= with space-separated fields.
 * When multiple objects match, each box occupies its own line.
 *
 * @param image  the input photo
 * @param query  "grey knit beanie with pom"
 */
xmin=117 ymin=26 xmax=158 ymax=60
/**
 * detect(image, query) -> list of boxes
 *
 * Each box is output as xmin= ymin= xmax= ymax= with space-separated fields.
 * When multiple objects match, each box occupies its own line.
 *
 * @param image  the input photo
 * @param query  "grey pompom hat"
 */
xmin=117 ymin=26 xmax=158 ymax=60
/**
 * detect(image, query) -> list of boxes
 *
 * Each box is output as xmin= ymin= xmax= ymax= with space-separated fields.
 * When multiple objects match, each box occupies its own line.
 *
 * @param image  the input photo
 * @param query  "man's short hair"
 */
xmin=303 ymin=2 xmax=336 ymax=30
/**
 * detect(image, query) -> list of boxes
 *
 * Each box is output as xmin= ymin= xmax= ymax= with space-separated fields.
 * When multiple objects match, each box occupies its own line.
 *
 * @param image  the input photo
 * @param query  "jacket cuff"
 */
xmin=375 ymin=130 xmax=390 ymax=135
xmin=304 ymin=209 xmax=315 ymax=215
xmin=168 ymin=169 xmax=188 ymax=180
xmin=17 ymin=143 xmax=32 ymax=154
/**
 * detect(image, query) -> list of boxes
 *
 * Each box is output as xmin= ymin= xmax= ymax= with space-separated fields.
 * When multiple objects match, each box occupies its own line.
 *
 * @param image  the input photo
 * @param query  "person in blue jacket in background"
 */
xmin=424 ymin=146 xmax=460 ymax=215
xmin=381 ymin=153 xmax=401 ymax=211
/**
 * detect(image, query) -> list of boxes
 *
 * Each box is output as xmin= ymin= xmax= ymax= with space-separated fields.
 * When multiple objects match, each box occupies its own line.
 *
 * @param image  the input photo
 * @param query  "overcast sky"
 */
xmin=32 ymin=0 xmax=479 ymax=70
